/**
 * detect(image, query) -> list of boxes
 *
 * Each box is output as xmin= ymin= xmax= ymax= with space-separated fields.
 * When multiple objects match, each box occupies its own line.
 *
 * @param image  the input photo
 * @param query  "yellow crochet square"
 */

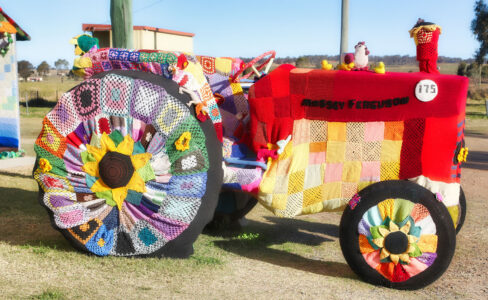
xmin=273 ymin=176 xmax=289 ymax=194
xmin=275 ymin=157 xmax=292 ymax=176
xmin=288 ymin=170 xmax=305 ymax=194
xmin=342 ymin=161 xmax=362 ymax=182
xmin=381 ymin=140 xmax=402 ymax=162
xmin=303 ymin=186 xmax=323 ymax=207
xmin=380 ymin=161 xmax=400 ymax=180
xmin=358 ymin=181 xmax=375 ymax=191
xmin=322 ymin=182 xmax=341 ymax=199
xmin=271 ymin=194 xmax=288 ymax=210
xmin=289 ymin=143 xmax=309 ymax=172
xmin=328 ymin=122 xmax=346 ymax=141
xmin=326 ymin=141 xmax=346 ymax=162
xmin=216 ymin=58 xmax=233 ymax=74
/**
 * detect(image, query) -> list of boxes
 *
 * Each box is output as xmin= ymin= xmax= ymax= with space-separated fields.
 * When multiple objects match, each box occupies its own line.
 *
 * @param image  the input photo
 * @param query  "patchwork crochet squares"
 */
xmin=34 ymin=73 xmax=210 ymax=256
xmin=77 ymin=48 xmax=223 ymax=141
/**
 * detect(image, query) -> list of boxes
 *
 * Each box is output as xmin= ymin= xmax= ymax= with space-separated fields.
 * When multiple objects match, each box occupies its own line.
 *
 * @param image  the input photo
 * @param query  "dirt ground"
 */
xmin=0 ymin=120 xmax=487 ymax=299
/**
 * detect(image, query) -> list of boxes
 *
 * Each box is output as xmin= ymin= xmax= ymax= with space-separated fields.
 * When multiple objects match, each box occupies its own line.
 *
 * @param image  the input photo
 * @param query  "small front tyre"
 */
xmin=339 ymin=180 xmax=456 ymax=290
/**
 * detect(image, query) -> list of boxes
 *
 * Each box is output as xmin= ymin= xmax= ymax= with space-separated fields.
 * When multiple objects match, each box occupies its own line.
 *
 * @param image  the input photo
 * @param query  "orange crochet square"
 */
xmin=199 ymin=83 xmax=214 ymax=102
xmin=328 ymin=122 xmax=346 ymax=141
xmin=384 ymin=121 xmax=404 ymax=140
xmin=36 ymin=118 xmax=67 ymax=158
xmin=309 ymin=142 xmax=327 ymax=152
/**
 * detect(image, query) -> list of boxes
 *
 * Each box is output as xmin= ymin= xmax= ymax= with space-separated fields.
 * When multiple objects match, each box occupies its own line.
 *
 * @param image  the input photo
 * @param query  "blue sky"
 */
xmin=0 ymin=0 xmax=480 ymax=67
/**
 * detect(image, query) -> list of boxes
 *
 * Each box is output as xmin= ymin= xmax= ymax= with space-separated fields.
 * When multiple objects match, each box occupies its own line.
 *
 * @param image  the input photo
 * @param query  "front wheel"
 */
xmin=339 ymin=180 xmax=456 ymax=290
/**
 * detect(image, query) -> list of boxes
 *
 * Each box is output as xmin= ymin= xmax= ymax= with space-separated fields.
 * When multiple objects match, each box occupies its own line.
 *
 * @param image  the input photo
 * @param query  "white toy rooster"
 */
xmin=354 ymin=41 xmax=370 ymax=70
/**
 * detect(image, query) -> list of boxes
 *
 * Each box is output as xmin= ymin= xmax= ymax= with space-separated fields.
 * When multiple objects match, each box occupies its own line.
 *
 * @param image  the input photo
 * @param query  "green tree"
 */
xmin=54 ymin=59 xmax=69 ymax=71
xmin=17 ymin=60 xmax=34 ymax=80
xmin=295 ymin=56 xmax=313 ymax=68
xmin=457 ymin=62 xmax=467 ymax=76
xmin=37 ymin=61 xmax=51 ymax=76
xmin=472 ymin=0 xmax=488 ymax=64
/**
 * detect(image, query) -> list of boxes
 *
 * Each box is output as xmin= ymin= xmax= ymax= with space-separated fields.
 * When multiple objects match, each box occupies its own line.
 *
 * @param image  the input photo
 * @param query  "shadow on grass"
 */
xmin=211 ymin=217 xmax=355 ymax=279
xmin=0 ymin=170 xmax=33 ymax=179
xmin=0 ymin=187 xmax=74 ymax=252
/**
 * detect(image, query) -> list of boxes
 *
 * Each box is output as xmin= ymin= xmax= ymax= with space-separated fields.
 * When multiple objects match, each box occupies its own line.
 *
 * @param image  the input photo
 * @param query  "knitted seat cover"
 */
xmin=34 ymin=70 xmax=222 ymax=257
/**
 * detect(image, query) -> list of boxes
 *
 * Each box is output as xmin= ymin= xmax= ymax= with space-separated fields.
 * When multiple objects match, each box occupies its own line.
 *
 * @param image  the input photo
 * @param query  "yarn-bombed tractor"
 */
xmin=33 ymin=44 xmax=467 ymax=289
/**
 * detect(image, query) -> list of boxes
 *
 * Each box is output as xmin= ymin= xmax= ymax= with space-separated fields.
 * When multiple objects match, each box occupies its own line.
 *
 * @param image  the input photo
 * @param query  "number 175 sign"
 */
xmin=415 ymin=79 xmax=438 ymax=102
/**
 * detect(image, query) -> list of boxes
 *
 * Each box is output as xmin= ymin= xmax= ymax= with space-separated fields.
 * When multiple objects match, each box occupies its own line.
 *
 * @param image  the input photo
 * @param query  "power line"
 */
xmin=134 ymin=0 xmax=164 ymax=14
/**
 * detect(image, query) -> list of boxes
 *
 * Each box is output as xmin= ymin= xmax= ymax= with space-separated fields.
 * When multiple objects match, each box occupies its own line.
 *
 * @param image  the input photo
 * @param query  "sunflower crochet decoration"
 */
xmin=358 ymin=198 xmax=438 ymax=282
xmin=82 ymin=132 xmax=153 ymax=210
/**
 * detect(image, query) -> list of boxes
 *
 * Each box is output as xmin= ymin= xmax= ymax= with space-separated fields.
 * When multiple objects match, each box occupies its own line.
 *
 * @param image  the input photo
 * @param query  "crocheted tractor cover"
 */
xmin=34 ymin=70 xmax=222 ymax=257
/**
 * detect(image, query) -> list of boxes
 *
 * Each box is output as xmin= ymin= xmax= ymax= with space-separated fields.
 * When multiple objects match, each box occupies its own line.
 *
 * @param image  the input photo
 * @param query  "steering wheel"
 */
xmin=231 ymin=50 xmax=276 ymax=83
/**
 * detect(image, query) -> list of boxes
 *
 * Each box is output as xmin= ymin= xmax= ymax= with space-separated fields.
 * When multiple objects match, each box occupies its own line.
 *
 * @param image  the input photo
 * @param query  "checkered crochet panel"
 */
xmin=34 ymin=72 xmax=212 ymax=257
xmin=258 ymin=119 xmax=424 ymax=217
xmin=78 ymin=49 xmax=223 ymax=139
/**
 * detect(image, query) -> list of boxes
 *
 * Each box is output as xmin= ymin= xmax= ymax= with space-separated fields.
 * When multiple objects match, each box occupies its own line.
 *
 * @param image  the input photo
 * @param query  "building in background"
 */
xmin=0 ymin=7 xmax=29 ymax=152
xmin=82 ymin=24 xmax=194 ymax=53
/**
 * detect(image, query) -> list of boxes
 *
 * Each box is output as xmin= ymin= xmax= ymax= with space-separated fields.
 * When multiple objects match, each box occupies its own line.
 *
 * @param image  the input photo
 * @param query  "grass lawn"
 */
xmin=2 ymin=70 xmax=487 ymax=299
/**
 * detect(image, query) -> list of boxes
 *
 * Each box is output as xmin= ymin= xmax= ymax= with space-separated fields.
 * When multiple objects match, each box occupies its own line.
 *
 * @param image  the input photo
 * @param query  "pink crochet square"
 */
xmin=364 ymin=122 xmax=385 ymax=142
xmin=360 ymin=161 xmax=381 ymax=181
xmin=324 ymin=163 xmax=343 ymax=183
xmin=309 ymin=151 xmax=326 ymax=165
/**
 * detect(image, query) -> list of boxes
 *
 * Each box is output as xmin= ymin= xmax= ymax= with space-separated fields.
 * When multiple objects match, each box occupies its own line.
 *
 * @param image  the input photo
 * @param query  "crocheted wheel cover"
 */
xmin=340 ymin=180 xmax=456 ymax=290
xmin=34 ymin=70 xmax=222 ymax=257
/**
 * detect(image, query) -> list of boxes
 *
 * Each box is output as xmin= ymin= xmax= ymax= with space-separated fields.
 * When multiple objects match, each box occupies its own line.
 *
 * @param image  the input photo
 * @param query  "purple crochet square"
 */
xmin=71 ymin=79 xmax=101 ymax=121
xmin=108 ymin=49 xmax=119 ymax=60
xmin=130 ymin=79 xmax=165 ymax=123
xmin=119 ymin=50 xmax=130 ymax=61
xmin=101 ymin=61 xmax=112 ymax=71
xmin=129 ymin=51 xmax=140 ymax=62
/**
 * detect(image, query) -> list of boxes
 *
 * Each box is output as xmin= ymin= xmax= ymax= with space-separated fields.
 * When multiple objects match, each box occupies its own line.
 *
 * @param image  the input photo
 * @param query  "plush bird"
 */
xmin=354 ymin=41 xmax=369 ymax=70
xmin=374 ymin=61 xmax=386 ymax=74
xmin=70 ymin=34 xmax=99 ymax=56
xmin=321 ymin=59 xmax=333 ymax=70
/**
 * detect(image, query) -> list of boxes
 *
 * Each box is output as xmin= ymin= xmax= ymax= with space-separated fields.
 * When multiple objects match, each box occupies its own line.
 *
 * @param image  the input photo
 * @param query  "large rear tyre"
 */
xmin=339 ymin=180 xmax=456 ymax=290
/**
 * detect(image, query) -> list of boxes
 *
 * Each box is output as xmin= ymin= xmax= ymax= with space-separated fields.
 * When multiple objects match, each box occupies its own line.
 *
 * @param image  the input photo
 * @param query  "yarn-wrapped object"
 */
xmin=409 ymin=20 xmax=442 ymax=74
xmin=34 ymin=70 xmax=222 ymax=257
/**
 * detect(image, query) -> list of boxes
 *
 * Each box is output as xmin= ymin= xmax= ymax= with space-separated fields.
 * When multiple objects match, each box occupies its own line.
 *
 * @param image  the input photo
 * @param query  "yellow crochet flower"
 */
xmin=457 ymin=147 xmax=468 ymax=163
xmin=372 ymin=220 xmax=418 ymax=265
xmin=39 ymin=158 xmax=52 ymax=172
xmin=175 ymin=132 xmax=191 ymax=151
xmin=82 ymin=133 xmax=152 ymax=210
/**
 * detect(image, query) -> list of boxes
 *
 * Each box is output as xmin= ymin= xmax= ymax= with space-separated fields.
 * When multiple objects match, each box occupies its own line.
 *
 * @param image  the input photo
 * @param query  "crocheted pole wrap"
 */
xmin=409 ymin=23 xmax=442 ymax=74
xmin=34 ymin=71 xmax=222 ymax=257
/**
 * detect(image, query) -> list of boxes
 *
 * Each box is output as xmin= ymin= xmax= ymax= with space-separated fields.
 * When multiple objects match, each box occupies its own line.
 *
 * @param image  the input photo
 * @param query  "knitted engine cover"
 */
xmin=248 ymin=66 xmax=468 ymax=218
xmin=34 ymin=70 xmax=222 ymax=257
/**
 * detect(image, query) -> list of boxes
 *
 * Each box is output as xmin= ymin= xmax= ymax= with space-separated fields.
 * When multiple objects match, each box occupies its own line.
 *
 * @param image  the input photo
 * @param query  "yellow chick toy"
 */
xmin=338 ymin=62 xmax=355 ymax=71
xmin=374 ymin=61 xmax=386 ymax=74
xmin=321 ymin=60 xmax=333 ymax=70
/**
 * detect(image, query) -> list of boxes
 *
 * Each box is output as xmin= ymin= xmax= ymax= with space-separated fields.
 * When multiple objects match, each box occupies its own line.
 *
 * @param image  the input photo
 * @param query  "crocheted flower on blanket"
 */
xmin=38 ymin=158 xmax=52 ymax=173
xmin=81 ymin=132 xmax=153 ymax=210
xmin=175 ymin=132 xmax=192 ymax=151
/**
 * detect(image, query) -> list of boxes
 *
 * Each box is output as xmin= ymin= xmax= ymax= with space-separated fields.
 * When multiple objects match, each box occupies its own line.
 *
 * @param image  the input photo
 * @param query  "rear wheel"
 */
xmin=339 ymin=180 xmax=456 ymax=290
xmin=455 ymin=187 xmax=466 ymax=234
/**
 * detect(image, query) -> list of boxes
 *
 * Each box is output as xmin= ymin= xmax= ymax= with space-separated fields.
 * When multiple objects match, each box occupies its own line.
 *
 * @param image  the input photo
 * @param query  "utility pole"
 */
xmin=110 ymin=0 xmax=133 ymax=49
xmin=339 ymin=0 xmax=349 ymax=62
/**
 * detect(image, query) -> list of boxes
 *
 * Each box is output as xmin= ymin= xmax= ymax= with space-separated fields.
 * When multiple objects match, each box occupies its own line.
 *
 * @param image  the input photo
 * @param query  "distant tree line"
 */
xmin=241 ymin=55 xmax=472 ymax=69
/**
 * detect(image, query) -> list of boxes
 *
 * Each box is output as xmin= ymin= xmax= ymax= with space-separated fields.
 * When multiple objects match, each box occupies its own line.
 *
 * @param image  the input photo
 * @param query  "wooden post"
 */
xmin=110 ymin=0 xmax=134 ymax=49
